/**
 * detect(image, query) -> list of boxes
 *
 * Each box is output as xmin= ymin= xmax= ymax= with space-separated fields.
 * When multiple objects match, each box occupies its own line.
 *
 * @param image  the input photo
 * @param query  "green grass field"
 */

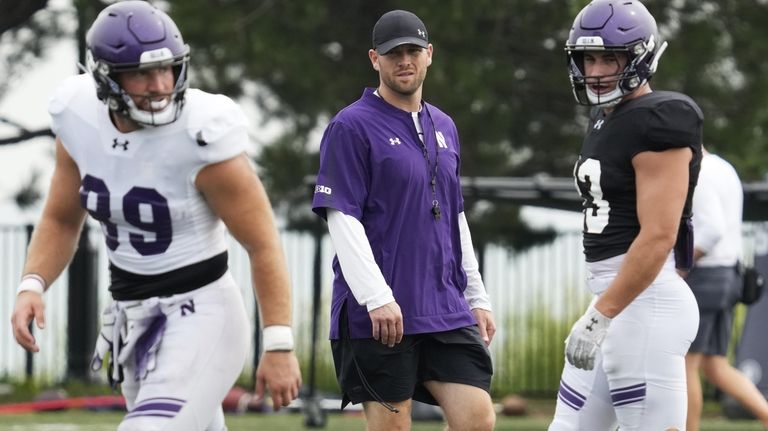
xmin=0 ymin=403 xmax=764 ymax=431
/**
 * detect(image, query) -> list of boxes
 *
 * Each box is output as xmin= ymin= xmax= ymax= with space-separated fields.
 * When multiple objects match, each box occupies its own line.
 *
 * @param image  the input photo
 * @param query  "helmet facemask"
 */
xmin=566 ymin=35 xmax=667 ymax=107
xmin=87 ymin=48 xmax=189 ymax=126
xmin=564 ymin=0 xmax=668 ymax=108
xmin=85 ymin=1 xmax=191 ymax=127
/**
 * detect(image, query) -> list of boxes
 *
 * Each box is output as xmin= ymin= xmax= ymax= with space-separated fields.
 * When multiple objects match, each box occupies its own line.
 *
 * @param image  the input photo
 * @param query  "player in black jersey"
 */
xmin=550 ymin=1 xmax=703 ymax=430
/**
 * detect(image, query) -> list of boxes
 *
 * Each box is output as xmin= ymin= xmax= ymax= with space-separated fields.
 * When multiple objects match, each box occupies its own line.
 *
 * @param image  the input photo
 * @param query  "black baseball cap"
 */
xmin=372 ymin=10 xmax=429 ymax=55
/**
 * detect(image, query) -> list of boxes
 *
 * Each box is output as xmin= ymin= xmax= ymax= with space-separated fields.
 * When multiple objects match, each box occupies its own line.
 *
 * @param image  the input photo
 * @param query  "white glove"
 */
xmin=91 ymin=303 xmax=125 ymax=387
xmin=565 ymin=304 xmax=612 ymax=370
xmin=91 ymin=304 xmax=118 ymax=372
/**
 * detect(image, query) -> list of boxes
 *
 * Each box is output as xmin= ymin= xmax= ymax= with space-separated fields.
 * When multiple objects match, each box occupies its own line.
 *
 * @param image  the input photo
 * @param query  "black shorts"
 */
xmin=331 ymin=307 xmax=493 ymax=407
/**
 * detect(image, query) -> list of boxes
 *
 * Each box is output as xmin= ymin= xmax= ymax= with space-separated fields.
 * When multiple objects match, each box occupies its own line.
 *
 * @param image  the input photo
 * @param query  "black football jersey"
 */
xmin=573 ymin=91 xmax=703 ymax=262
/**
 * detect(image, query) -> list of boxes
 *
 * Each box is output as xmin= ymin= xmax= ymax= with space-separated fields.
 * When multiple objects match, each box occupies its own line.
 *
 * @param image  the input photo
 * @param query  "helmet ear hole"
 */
xmin=624 ymin=76 xmax=640 ymax=92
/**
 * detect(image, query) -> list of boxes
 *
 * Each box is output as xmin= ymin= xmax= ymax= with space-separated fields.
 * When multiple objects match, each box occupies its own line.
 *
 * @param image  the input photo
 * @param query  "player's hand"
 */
xmin=472 ymin=308 xmax=496 ymax=346
xmin=254 ymin=350 xmax=302 ymax=411
xmin=369 ymin=301 xmax=403 ymax=347
xmin=564 ymin=304 xmax=611 ymax=370
xmin=11 ymin=291 xmax=46 ymax=353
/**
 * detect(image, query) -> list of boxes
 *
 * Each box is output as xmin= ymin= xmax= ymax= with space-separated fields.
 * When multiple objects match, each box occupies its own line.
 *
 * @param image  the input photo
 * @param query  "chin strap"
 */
xmin=121 ymin=94 xmax=181 ymax=127
xmin=586 ymin=86 xmax=623 ymax=108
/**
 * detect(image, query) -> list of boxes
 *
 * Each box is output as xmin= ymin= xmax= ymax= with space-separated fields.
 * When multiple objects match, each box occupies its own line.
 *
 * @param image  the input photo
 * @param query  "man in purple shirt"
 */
xmin=312 ymin=9 xmax=495 ymax=431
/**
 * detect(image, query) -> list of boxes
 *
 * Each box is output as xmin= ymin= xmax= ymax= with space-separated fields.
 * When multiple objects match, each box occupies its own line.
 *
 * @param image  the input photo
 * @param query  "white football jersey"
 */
xmin=48 ymin=74 xmax=248 ymax=275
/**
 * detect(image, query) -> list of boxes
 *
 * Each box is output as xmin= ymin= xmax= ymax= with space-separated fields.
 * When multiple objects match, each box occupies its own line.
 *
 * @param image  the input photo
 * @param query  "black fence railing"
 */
xmin=2 ymin=222 xmax=764 ymax=396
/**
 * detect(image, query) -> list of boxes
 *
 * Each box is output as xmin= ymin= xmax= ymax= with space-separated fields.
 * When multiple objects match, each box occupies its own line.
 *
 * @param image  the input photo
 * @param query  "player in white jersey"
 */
xmin=10 ymin=2 xmax=301 ymax=430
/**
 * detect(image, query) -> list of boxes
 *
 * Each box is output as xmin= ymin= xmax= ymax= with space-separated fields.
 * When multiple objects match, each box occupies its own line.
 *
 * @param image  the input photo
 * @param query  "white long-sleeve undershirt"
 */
xmin=326 ymin=208 xmax=492 ymax=312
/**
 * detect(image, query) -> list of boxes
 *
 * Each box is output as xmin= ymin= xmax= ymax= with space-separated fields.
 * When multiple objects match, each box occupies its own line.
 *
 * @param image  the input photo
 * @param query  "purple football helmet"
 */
xmin=565 ymin=0 xmax=667 ymax=107
xmin=86 ymin=1 xmax=190 ymax=126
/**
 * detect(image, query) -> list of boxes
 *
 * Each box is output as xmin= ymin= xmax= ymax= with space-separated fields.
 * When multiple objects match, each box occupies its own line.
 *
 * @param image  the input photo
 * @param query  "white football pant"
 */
xmin=115 ymin=272 xmax=250 ymax=431
xmin=550 ymin=254 xmax=699 ymax=431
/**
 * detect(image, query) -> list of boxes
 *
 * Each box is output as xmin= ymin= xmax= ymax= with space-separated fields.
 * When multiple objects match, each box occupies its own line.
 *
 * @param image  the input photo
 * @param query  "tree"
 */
xmin=172 ymin=0 xmax=768 ymax=190
xmin=171 ymin=0 xmax=581 ymax=246
xmin=0 ymin=0 xmax=67 ymax=146
xmin=7 ymin=0 xmax=760 ymax=239
xmin=0 ymin=1 xmax=49 ymax=35
xmin=0 ymin=0 xmax=72 ymax=210
xmin=648 ymin=0 xmax=768 ymax=181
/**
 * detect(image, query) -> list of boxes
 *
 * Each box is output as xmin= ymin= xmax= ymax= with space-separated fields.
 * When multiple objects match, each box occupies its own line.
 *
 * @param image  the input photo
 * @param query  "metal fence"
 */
xmin=2 ymin=221 xmax=764 ymax=395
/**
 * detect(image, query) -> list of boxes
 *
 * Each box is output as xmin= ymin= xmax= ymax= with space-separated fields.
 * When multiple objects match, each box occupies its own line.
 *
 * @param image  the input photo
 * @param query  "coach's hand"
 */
xmin=565 ymin=304 xmax=612 ymax=370
xmin=472 ymin=308 xmax=496 ymax=346
xmin=11 ymin=291 xmax=46 ymax=353
xmin=369 ymin=301 xmax=403 ymax=347
xmin=255 ymin=351 xmax=302 ymax=411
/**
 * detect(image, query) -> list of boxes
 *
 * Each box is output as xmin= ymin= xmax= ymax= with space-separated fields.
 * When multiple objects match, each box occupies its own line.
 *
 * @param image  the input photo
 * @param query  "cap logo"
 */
xmin=373 ymin=10 xmax=428 ymax=54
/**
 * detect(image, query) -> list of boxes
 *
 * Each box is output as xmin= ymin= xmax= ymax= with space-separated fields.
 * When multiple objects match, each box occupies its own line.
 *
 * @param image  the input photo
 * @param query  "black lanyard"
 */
xmin=417 ymin=104 xmax=440 ymax=220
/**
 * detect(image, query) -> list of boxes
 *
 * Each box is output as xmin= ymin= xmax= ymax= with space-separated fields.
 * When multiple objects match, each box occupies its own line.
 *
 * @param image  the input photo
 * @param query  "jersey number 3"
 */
xmin=80 ymin=174 xmax=172 ymax=256
xmin=574 ymin=158 xmax=610 ymax=234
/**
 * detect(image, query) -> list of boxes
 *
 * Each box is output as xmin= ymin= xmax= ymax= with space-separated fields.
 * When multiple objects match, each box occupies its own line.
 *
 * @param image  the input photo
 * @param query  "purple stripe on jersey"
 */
xmin=130 ymin=402 xmax=183 ymax=413
xmin=611 ymin=383 xmax=646 ymax=406
xmin=558 ymin=393 xmax=581 ymax=411
xmin=558 ymin=381 xmax=586 ymax=410
xmin=610 ymin=382 xmax=646 ymax=393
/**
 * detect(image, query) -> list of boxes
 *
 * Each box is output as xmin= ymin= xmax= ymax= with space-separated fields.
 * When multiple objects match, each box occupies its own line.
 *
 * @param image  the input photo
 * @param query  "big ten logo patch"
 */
xmin=315 ymin=185 xmax=332 ymax=195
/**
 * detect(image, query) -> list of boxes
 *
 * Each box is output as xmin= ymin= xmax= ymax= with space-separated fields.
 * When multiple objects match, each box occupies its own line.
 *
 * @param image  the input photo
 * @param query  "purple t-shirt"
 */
xmin=312 ymin=88 xmax=477 ymax=339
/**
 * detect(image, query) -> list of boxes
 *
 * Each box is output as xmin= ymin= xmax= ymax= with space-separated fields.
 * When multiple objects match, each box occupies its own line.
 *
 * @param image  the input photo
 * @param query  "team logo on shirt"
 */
xmin=435 ymin=131 xmax=448 ymax=149
xmin=593 ymin=119 xmax=605 ymax=130
xmin=112 ymin=138 xmax=129 ymax=151
xmin=315 ymin=185 xmax=332 ymax=195
xmin=389 ymin=137 xmax=402 ymax=146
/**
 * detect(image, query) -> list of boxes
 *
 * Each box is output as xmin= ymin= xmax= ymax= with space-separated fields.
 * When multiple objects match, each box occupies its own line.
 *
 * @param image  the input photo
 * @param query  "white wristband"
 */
xmin=262 ymin=325 xmax=294 ymax=351
xmin=17 ymin=275 xmax=46 ymax=296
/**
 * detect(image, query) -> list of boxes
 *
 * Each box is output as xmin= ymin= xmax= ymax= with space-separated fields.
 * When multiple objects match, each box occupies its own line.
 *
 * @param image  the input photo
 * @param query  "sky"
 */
xmin=0 ymin=37 xmax=77 ymax=225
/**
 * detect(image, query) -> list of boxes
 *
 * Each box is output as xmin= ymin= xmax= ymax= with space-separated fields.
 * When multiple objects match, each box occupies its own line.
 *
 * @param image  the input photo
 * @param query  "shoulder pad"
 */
xmin=184 ymin=90 xmax=248 ymax=145
xmin=48 ymin=74 xmax=95 ymax=116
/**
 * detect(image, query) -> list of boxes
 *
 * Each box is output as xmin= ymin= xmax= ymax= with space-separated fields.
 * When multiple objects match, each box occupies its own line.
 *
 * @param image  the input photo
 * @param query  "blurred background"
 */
xmin=2 ymin=0 xmax=768 ymax=428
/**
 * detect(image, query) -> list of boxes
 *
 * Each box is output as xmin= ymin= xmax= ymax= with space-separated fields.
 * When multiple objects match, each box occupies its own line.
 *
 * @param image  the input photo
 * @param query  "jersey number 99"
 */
xmin=80 ymin=174 xmax=172 ymax=256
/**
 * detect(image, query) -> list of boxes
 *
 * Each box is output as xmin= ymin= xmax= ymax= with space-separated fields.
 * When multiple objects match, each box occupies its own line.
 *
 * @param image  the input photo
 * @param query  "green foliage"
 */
xmin=0 ymin=378 xmax=115 ymax=404
xmin=173 ymin=0 xmax=583 ymax=177
xmin=644 ymin=0 xmax=768 ymax=180
xmin=0 ymin=379 xmax=40 ymax=404
xmin=492 ymin=290 xmax=589 ymax=397
xmin=165 ymin=0 xmax=768 ymax=240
